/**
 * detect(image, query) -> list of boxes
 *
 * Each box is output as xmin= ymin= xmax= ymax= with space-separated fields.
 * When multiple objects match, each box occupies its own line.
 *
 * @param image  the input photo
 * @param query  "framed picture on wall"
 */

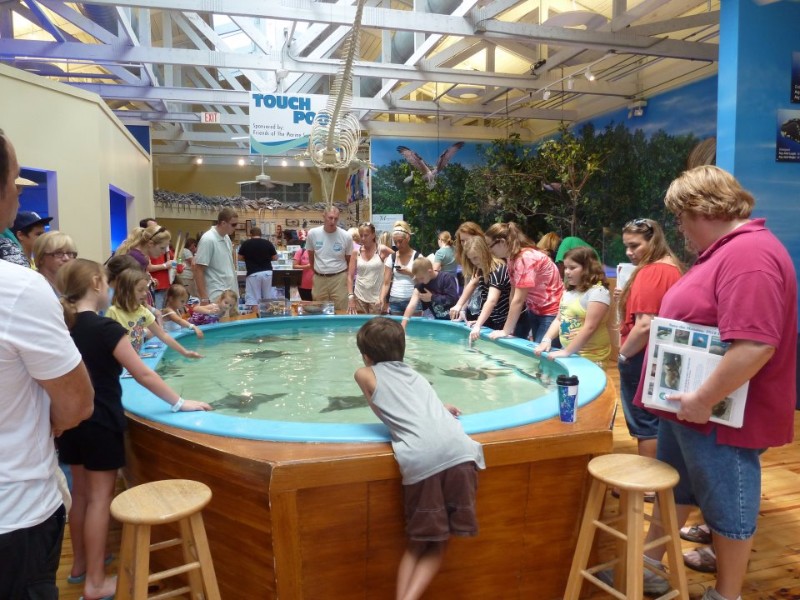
xmin=285 ymin=218 xmax=300 ymax=227
xmin=245 ymin=219 xmax=252 ymax=233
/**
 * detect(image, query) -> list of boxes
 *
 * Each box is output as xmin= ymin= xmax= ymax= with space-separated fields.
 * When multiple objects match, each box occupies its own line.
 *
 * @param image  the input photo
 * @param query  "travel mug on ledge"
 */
xmin=557 ymin=374 xmax=579 ymax=423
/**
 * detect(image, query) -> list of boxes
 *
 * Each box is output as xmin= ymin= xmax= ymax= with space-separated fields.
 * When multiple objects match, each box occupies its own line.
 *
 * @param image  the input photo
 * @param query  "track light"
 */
xmin=542 ymin=89 xmax=551 ymax=100
xmin=567 ymin=77 xmax=574 ymax=91
xmin=281 ymin=159 xmax=288 ymax=167
xmin=584 ymin=68 xmax=596 ymax=82
xmin=195 ymin=157 xmax=203 ymax=165
xmin=237 ymin=158 xmax=245 ymax=166
xmin=298 ymin=160 xmax=305 ymax=167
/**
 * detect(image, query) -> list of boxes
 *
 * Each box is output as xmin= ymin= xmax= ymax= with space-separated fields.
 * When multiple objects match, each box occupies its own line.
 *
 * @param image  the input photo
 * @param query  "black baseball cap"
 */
xmin=12 ymin=211 xmax=54 ymax=233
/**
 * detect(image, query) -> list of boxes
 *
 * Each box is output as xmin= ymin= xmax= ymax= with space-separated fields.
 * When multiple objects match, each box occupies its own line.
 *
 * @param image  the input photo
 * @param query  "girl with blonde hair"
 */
xmin=347 ymin=222 xmax=392 ymax=314
xmin=450 ymin=236 xmax=511 ymax=342
xmin=380 ymin=221 xmax=422 ymax=315
xmin=116 ymin=224 xmax=176 ymax=307
xmin=484 ymin=222 xmax=564 ymax=342
xmin=55 ymin=259 xmax=210 ymax=600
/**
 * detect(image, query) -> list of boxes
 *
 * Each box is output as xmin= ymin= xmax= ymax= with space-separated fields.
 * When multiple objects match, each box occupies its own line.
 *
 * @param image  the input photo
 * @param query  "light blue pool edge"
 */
xmin=121 ymin=316 xmax=607 ymax=443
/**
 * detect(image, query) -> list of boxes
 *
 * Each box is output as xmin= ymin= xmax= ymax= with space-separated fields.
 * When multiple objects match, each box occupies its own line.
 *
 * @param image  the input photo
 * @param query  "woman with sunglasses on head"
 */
xmin=484 ymin=222 xmax=564 ymax=343
xmin=33 ymin=230 xmax=78 ymax=292
xmin=115 ymin=224 xmax=176 ymax=308
xmin=380 ymin=221 xmax=422 ymax=315
xmin=347 ymin=222 xmax=392 ymax=314
xmin=617 ymin=218 xmax=683 ymax=463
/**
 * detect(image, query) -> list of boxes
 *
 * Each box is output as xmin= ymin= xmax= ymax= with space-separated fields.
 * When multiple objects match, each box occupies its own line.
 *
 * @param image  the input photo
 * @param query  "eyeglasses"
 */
xmin=359 ymin=222 xmax=373 ymax=228
xmin=625 ymin=218 xmax=654 ymax=232
xmin=489 ymin=238 xmax=505 ymax=248
xmin=45 ymin=251 xmax=77 ymax=259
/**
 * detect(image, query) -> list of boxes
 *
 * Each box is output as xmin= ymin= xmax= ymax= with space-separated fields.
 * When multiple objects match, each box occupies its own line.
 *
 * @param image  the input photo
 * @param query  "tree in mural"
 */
xmin=371 ymin=161 xmax=409 ymax=215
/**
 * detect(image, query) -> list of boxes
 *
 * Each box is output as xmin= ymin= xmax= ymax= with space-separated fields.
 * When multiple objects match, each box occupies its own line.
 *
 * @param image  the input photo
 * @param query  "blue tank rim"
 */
xmin=121 ymin=316 xmax=607 ymax=443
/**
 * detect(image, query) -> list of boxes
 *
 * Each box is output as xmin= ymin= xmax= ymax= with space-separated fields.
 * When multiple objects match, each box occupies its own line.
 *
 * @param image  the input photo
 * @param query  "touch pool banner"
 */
xmin=249 ymin=93 xmax=326 ymax=156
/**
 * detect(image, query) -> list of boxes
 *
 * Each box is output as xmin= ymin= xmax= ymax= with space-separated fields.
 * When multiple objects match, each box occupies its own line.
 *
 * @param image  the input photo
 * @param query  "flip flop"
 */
xmin=78 ymin=596 xmax=114 ymax=600
xmin=680 ymin=523 xmax=712 ymax=544
xmin=67 ymin=554 xmax=115 ymax=584
xmin=683 ymin=546 xmax=717 ymax=573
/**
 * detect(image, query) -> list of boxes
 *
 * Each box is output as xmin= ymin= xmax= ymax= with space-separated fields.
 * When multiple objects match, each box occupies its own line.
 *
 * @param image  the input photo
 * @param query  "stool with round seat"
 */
xmin=111 ymin=479 xmax=221 ymax=600
xmin=563 ymin=454 xmax=689 ymax=600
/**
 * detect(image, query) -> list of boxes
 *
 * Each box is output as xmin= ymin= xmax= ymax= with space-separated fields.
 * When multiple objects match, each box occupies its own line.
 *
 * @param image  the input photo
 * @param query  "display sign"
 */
xmin=201 ymin=111 xmax=221 ymax=124
xmin=776 ymin=109 xmax=800 ymax=162
xmin=249 ymin=93 xmax=326 ymax=156
xmin=372 ymin=213 xmax=404 ymax=234
xmin=792 ymin=52 xmax=800 ymax=103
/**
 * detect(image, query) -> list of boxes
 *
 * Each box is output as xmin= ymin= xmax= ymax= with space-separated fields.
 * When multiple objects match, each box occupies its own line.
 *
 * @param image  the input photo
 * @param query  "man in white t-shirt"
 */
xmin=194 ymin=208 xmax=239 ymax=306
xmin=307 ymin=206 xmax=353 ymax=311
xmin=0 ymin=129 xmax=94 ymax=599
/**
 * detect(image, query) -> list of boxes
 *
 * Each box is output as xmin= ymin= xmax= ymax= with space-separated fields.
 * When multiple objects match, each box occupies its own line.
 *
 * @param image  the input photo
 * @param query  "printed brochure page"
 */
xmin=641 ymin=317 xmax=747 ymax=428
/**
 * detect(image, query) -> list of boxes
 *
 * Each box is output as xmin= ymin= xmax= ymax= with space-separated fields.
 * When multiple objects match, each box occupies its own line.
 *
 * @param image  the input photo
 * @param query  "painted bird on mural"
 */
xmin=397 ymin=142 xmax=465 ymax=189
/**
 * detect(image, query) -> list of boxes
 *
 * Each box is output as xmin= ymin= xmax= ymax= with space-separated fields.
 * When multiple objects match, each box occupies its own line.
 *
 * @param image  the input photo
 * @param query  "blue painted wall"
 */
xmin=716 ymin=0 xmax=800 ymax=279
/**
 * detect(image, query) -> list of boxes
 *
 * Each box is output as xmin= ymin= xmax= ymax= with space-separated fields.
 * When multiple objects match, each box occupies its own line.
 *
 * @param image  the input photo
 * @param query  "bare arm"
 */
xmin=547 ymin=301 xmax=609 ymax=359
xmin=147 ymin=322 xmax=203 ymax=358
xmin=114 ymin=337 xmax=211 ymax=411
xmin=354 ymin=366 xmax=381 ymax=419
xmin=450 ymin=274 xmax=478 ymax=320
xmin=40 ymin=362 xmax=94 ymax=434
xmin=490 ymin=285 xmax=526 ymax=339
xmin=533 ymin=316 xmax=562 ymax=356
xmin=162 ymin=310 xmax=204 ymax=339
xmin=671 ymin=340 xmax=775 ymax=424
xmin=619 ymin=312 xmax=655 ymax=358
xmin=379 ymin=265 xmax=393 ymax=313
xmin=347 ymin=253 xmax=357 ymax=313
xmin=401 ymin=289 xmax=422 ymax=330
xmin=469 ymin=286 xmax=502 ymax=342
xmin=194 ymin=262 xmax=209 ymax=302
xmin=307 ymin=249 xmax=316 ymax=273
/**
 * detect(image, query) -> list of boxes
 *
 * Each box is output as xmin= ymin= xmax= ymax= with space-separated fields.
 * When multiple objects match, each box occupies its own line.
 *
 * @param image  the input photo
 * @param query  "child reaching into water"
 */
xmin=55 ymin=259 xmax=212 ymax=600
xmin=161 ymin=283 xmax=204 ymax=338
xmin=187 ymin=289 xmax=238 ymax=326
xmin=105 ymin=268 xmax=203 ymax=358
xmin=354 ymin=317 xmax=485 ymax=600
xmin=534 ymin=246 xmax=612 ymax=363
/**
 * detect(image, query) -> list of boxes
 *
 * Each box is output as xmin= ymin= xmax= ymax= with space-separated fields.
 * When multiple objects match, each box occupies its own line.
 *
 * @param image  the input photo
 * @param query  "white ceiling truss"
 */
xmin=0 ymin=0 xmax=720 ymax=165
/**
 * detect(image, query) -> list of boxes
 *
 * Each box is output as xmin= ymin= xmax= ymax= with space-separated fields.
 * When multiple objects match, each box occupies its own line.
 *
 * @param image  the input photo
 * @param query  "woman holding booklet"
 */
xmin=616 ymin=218 xmax=683 ymax=464
xmin=639 ymin=166 xmax=797 ymax=600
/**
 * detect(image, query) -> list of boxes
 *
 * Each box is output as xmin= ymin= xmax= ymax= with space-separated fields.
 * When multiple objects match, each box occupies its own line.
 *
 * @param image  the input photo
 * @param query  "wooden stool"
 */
xmin=564 ymin=454 xmax=689 ymax=600
xmin=111 ymin=479 xmax=221 ymax=600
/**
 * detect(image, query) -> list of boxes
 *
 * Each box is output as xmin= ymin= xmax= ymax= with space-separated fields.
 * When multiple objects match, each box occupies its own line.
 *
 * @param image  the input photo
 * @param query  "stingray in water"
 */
xmin=236 ymin=349 xmax=290 ymax=360
xmin=239 ymin=334 xmax=301 ymax=344
xmin=439 ymin=365 xmax=512 ymax=380
xmin=212 ymin=391 xmax=286 ymax=413
xmin=320 ymin=395 xmax=369 ymax=413
xmin=408 ymin=359 xmax=436 ymax=375
xmin=155 ymin=361 xmax=184 ymax=378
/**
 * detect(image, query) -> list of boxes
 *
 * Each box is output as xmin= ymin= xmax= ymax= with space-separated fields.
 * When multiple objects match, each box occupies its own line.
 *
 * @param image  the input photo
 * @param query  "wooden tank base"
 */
xmin=123 ymin=383 xmax=616 ymax=599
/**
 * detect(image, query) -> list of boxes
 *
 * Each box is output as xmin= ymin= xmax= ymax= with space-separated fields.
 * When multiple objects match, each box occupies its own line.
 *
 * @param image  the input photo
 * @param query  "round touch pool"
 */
xmin=121 ymin=316 xmax=606 ymax=443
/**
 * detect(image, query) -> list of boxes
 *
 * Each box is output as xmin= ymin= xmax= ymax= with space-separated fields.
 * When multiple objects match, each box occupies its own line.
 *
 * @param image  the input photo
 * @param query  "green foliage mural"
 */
xmin=372 ymin=122 xmax=700 ymax=263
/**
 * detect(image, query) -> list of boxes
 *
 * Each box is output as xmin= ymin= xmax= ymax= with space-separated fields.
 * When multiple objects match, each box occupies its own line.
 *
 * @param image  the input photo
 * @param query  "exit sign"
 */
xmin=201 ymin=112 xmax=221 ymax=124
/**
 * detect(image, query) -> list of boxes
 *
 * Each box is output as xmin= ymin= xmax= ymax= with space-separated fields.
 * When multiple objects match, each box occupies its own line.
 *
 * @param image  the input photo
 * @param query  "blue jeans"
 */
xmin=388 ymin=296 xmax=420 ymax=316
xmin=513 ymin=310 xmax=558 ymax=344
xmin=0 ymin=504 xmax=66 ymax=600
xmin=618 ymin=351 xmax=659 ymax=439
xmin=657 ymin=420 xmax=762 ymax=540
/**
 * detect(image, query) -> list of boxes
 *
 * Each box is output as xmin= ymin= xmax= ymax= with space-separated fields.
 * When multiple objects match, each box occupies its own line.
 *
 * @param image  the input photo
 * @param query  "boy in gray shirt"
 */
xmin=354 ymin=317 xmax=485 ymax=600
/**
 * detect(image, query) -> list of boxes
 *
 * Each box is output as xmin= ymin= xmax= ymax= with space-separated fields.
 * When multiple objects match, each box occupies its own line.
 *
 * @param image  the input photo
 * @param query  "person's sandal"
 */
xmin=683 ymin=546 xmax=717 ymax=573
xmin=680 ymin=523 xmax=712 ymax=544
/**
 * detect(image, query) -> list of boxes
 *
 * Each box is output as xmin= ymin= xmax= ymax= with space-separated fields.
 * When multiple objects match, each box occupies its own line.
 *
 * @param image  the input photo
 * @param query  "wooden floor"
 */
xmin=55 ymin=363 xmax=800 ymax=600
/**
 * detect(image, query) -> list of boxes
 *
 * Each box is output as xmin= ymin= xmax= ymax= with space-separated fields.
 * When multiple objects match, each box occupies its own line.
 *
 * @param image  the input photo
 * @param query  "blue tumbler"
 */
xmin=557 ymin=374 xmax=579 ymax=423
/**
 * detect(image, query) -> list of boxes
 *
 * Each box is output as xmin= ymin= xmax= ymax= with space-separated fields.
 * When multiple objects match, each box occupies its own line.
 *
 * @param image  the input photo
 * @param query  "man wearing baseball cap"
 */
xmin=12 ymin=210 xmax=53 ymax=267
xmin=0 ymin=175 xmax=37 ymax=267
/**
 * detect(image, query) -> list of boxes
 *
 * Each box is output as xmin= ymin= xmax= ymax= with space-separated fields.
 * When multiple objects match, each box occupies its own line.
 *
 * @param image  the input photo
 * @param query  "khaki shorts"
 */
xmin=312 ymin=272 xmax=348 ymax=311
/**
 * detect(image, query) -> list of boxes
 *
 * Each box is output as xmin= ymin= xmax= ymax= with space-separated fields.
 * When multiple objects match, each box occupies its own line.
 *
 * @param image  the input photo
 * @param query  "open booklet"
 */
xmin=641 ymin=317 xmax=747 ymax=428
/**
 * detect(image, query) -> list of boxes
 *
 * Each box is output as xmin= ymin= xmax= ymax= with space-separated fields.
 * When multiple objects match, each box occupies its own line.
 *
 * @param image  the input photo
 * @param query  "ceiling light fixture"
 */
xmin=567 ymin=77 xmax=574 ymax=91
xmin=585 ymin=68 xmax=596 ymax=82
xmin=281 ymin=159 xmax=288 ymax=167
xmin=238 ymin=158 xmax=245 ymax=166
xmin=298 ymin=160 xmax=305 ymax=167
xmin=542 ymin=89 xmax=551 ymax=100
xmin=195 ymin=157 xmax=203 ymax=165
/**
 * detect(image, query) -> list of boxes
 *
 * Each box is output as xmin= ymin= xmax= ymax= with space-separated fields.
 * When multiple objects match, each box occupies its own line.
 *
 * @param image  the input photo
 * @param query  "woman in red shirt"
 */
xmin=617 ymin=218 xmax=683 ymax=461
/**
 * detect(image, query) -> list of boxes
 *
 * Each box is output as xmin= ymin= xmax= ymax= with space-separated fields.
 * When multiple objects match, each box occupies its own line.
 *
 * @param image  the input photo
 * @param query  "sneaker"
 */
xmin=702 ymin=589 xmax=738 ymax=600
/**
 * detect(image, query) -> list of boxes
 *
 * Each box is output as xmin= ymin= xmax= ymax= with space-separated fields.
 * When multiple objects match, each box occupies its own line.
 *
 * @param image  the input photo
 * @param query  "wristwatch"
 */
xmin=618 ymin=353 xmax=628 ymax=363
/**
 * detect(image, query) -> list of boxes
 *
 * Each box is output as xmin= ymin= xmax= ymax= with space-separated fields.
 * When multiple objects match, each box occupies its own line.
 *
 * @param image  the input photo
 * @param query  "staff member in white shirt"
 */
xmin=306 ymin=206 xmax=353 ymax=312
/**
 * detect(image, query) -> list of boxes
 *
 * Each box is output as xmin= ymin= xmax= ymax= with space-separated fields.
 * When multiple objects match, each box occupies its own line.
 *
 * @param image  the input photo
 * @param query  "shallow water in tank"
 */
xmin=155 ymin=318 xmax=564 ymax=424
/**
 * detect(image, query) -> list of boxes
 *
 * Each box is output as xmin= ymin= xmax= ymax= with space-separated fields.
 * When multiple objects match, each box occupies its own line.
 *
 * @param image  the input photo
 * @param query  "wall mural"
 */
xmin=371 ymin=76 xmax=719 ymax=266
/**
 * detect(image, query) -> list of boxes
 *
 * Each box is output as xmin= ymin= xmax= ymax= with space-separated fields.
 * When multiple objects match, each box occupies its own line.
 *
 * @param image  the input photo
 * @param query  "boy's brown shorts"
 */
xmin=403 ymin=462 xmax=479 ymax=542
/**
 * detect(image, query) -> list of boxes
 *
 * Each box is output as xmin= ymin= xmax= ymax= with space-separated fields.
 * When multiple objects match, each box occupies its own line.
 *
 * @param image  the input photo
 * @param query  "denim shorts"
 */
xmin=618 ymin=351 xmax=659 ymax=439
xmin=388 ymin=296 xmax=419 ymax=316
xmin=657 ymin=419 xmax=762 ymax=540
xmin=513 ymin=310 xmax=558 ymax=345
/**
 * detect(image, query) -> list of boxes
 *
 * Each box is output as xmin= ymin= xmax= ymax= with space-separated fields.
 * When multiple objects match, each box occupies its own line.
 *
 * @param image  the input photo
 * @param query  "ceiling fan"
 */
xmin=236 ymin=158 xmax=294 ymax=189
